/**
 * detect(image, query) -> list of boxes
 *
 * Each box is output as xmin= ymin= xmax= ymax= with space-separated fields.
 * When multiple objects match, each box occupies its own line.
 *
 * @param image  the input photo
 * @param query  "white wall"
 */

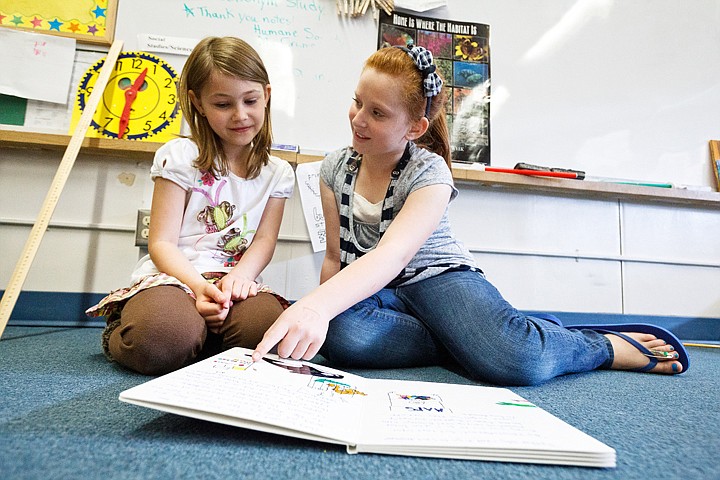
xmin=1 ymin=149 xmax=719 ymax=318
xmin=448 ymin=184 xmax=720 ymax=317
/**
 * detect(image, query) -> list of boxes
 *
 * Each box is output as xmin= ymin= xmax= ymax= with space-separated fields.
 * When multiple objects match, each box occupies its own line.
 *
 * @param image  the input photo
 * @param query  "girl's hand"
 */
xmin=195 ymin=283 xmax=230 ymax=333
xmin=252 ymin=304 xmax=329 ymax=361
xmin=216 ymin=272 xmax=259 ymax=302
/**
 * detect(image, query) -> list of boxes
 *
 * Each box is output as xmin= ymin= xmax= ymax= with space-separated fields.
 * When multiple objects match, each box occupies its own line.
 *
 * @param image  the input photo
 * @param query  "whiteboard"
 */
xmin=114 ymin=0 xmax=378 ymax=154
xmin=440 ymin=0 xmax=720 ymax=187
xmin=111 ymin=0 xmax=720 ymax=186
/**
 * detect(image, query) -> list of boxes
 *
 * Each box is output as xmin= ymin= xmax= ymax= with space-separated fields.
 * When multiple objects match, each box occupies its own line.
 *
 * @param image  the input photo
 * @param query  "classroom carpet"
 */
xmin=1 ymin=325 xmax=718 ymax=480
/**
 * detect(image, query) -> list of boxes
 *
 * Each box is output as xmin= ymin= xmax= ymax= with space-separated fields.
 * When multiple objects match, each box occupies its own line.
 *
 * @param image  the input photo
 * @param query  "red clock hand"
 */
xmin=118 ymin=68 xmax=148 ymax=139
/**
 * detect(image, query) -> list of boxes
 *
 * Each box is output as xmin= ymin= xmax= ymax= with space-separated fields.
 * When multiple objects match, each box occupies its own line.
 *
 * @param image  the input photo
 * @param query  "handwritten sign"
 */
xmin=295 ymin=161 xmax=326 ymax=253
xmin=0 ymin=28 xmax=75 ymax=104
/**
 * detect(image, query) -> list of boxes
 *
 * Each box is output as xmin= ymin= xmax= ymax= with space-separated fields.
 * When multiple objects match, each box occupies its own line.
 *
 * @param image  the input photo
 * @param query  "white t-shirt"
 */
xmin=131 ymin=138 xmax=295 ymax=281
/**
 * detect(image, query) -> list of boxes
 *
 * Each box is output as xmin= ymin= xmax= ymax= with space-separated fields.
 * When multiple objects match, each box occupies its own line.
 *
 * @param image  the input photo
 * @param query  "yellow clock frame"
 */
xmin=73 ymin=51 xmax=181 ymax=141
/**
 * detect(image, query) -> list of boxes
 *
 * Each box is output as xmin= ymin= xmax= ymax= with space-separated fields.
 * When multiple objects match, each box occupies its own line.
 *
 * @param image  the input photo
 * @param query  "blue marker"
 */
xmin=271 ymin=143 xmax=299 ymax=152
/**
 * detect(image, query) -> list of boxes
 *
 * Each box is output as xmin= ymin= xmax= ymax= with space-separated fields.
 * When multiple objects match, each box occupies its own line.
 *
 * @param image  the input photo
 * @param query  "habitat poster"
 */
xmin=378 ymin=12 xmax=490 ymax=164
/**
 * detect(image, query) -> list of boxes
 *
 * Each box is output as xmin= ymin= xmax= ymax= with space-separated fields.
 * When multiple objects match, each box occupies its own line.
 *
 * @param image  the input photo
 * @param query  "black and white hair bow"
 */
xmin=396 ymin=43 xmax=443 ymax=98
xmin=394 ymin=43 xmax=443 ymax=117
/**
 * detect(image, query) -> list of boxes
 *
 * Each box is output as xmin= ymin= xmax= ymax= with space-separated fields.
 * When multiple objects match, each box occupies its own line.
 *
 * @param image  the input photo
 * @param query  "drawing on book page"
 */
xmin=309 ymin=377 xmax=368 ymax=400
xmin=261 ymin=356 xmax=345 ymax=379
xmin=388 ymin=392 xmax=451 ymax=413
xmin=211 ymin=353 xmax=255 ymax=371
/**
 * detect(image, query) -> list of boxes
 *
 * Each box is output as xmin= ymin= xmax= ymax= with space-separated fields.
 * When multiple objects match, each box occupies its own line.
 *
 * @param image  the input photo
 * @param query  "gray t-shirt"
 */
xmin=320 ymin=143 xmax=479 ymax=286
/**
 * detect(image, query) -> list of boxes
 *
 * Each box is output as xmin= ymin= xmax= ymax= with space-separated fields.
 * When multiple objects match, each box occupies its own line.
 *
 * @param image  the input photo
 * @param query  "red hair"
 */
xmin=364 ymin=47 xmax=451 ymax=168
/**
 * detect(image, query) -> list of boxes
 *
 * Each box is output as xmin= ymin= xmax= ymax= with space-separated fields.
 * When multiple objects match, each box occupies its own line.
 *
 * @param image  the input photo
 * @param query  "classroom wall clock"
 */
xmin=70 ymin=51 xmax=182 ymax=141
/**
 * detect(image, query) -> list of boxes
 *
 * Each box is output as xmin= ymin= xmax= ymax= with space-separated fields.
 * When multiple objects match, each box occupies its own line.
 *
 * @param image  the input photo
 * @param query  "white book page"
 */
xmin=120 ymin=348 xmax=369 ymax=443
xmin=356 ymin=379 xmax=614 ymax=456
xmin=119 ymin=349 xmax=615 ymax=466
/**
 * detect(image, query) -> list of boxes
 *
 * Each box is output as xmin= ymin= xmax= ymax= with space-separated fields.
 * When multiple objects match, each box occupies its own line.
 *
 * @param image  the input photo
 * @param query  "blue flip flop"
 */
xmin=566 ymin=323 xmax=690 ymax=373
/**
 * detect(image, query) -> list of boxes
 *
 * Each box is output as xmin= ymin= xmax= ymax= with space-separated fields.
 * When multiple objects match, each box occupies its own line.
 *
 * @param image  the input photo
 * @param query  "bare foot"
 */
xmin=606 ymin=332 xmax=682 ymax=374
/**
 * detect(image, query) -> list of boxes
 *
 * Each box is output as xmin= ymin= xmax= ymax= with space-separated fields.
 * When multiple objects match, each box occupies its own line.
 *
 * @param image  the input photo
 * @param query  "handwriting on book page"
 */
xmin=130 ymin=353 xmax=368 ymax=441
xmin=355 ymin=379 xmax=602 ymax=451
xmin=379 ymin=412 xmax=548 ymax=447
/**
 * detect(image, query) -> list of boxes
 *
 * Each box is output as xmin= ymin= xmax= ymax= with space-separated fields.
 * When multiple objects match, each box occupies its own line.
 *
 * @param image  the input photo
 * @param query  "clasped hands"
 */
xmin=193 ymin=272 xmax=330 ymax=361
xmin=196 ymin=272 xmax=259 ymax=333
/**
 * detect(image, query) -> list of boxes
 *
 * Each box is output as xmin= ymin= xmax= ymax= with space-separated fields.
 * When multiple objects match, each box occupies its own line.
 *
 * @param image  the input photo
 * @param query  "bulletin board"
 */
xmin=0 ymin=0 xmax=117 ymax=45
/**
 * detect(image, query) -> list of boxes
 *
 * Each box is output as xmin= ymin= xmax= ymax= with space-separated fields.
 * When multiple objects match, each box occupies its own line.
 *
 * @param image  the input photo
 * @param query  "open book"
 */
xmin=120 ymin=347 xmax=616 ymax=468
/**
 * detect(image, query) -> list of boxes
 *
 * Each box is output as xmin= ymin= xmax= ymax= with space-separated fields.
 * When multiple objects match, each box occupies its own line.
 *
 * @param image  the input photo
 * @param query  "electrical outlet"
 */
xmin=135 ymin=209 xmax=150 ymax=247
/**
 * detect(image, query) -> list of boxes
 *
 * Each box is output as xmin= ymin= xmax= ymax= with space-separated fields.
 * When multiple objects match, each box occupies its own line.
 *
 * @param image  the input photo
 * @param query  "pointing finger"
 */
xmin=252 ymin=322 xmax=288 ymax=362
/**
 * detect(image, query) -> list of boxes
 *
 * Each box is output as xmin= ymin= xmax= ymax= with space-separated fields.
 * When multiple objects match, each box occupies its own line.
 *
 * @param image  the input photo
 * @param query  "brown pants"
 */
xmin=108 ymin=286 xmax=284 ymax=375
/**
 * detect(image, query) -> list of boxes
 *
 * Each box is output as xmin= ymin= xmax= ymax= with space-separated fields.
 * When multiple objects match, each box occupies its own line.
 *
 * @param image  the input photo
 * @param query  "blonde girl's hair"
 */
xmin=364 ymin=47 xmax=451 ymax=168
xmin=179 ymin=36 xmax=272 ymax=179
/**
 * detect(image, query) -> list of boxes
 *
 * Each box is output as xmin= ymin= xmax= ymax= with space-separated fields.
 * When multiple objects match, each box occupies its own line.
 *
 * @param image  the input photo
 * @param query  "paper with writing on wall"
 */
xmin=23 ymin=50 xmax=102 ymax=133
xmin=119 ymin=347 xmax=616 ymax=467
xmin=137 ymin=34 xmax=199 ymax=57
xmin=0 ymin=29 xmax=75 ymax=104
xmin=295 ymin=161 xmax=326 ymax=252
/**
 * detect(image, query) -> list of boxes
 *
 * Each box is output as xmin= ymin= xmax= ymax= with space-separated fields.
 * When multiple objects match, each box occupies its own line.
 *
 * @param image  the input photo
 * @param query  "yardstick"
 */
xmin=0 ymin=40 xmax=124 ymax=338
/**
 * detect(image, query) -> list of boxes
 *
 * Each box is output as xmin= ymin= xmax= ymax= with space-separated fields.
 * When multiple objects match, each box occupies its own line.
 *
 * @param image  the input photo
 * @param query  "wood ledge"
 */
xmin=2 ymin=129 xmax=718 ymax=207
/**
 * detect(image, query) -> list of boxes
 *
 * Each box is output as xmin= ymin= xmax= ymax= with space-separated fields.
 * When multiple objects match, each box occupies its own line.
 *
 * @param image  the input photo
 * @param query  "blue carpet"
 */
xmin=1 ymin=326 xmax=718 ymax=480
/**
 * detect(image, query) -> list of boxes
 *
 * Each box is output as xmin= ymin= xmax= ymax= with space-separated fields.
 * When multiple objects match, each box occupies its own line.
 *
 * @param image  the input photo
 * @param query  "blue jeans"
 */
xmin=319 ymin=270 xmax=613 ymax=386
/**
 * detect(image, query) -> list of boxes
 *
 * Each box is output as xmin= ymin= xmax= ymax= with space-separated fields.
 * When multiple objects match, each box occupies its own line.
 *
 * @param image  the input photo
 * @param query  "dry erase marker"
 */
xmin=473 ymin=164 xmax=579 ymax=179
xmin=271 ymin=143 xmax=299 ymax=152
xmin=585 ymin=177 xmax=673 ymax=188
xmin=513 ymin=163 xmax=674 ymax=188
